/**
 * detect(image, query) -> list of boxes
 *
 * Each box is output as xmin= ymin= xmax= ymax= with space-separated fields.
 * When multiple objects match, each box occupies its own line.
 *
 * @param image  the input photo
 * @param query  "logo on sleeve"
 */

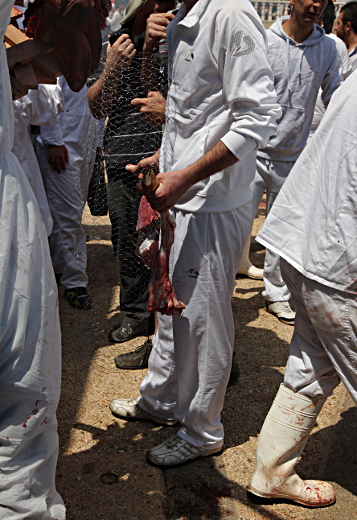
xmin=230 ymin=31 xmax=255 ymax=57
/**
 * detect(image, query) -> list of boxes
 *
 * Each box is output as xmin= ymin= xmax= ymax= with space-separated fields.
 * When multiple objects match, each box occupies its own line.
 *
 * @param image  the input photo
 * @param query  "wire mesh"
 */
xmin=58 ymin=44 xmax=170 ymax=341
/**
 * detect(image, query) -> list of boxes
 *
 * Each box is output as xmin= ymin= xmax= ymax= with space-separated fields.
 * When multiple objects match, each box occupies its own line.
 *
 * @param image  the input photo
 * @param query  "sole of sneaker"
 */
xmin=114 ymin=362 xmax=148 ymax=370
xmin=246 ymin=488 xmax=336 ymax=508
xmin=265 ymin=308 xmax=295 ymax=326
xmin=109 ymin=404 xmax=177 ymax=426
xmin=146 ymin=446 xmax=224 ymax=468
xmin=236 ymin=271 xmax=264 ymax=281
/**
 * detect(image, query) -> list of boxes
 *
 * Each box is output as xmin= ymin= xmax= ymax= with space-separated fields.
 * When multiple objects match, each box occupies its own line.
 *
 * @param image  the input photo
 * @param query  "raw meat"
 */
xmin=137 ymin=170 xmax=185 ymax=316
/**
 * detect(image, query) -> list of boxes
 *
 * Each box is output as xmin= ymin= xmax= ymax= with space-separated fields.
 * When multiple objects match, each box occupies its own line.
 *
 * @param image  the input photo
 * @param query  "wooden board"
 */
xmin=10 ymin=74 xmax=28 ymax=100
xmin=33 ymin=53 xmax=62 ymax=79
xmin=4 ymin=24 xmax=29 ymax=46
xmin=11 ymin=7 xmax=23 ymax=20
xmin=13 ymin=62 xmax=38 ymax=90
xmin=6 ymin=39 xmax=55 ymax=69
xmin=32 ymin=64 xmax=58 ymax=85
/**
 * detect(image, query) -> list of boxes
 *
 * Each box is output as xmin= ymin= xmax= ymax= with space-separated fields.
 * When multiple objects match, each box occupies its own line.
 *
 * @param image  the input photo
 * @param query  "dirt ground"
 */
xmin=56 ymin=205 xmax=357 ymax=520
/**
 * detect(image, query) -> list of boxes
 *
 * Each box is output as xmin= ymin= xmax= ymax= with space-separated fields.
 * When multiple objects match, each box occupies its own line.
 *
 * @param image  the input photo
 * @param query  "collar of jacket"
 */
xmin=176 ymin=0 xmax=211 ymax=28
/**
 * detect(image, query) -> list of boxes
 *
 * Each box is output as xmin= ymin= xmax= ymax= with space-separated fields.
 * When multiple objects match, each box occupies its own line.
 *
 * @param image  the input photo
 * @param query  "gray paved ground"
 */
xmin=56 ymin=208 xmax=357 ymax=519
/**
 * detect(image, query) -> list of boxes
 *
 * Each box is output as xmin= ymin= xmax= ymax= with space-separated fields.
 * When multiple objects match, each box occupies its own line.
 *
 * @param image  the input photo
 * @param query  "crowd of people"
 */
xmin=1 ymin=0 xmax=357 ymax=517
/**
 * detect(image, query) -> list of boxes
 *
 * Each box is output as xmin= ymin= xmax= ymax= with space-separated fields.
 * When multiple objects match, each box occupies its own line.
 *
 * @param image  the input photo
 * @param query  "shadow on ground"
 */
xmin=55 ymin=217 xmax=356 ymax=519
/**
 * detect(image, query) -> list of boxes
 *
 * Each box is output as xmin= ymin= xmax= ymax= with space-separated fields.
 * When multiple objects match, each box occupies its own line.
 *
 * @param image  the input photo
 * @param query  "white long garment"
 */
xmin=12 ymin=85 xmax=63 ymax=236
xmin=37 ymin=76 xmax=98 ymax=288
xmin=0 ymin=1 xmax=65 ymax=519
xmin=257 ymin=68 xmax=357 ymax=294
xmin=161 ymin=0 xmax=281 ymax=213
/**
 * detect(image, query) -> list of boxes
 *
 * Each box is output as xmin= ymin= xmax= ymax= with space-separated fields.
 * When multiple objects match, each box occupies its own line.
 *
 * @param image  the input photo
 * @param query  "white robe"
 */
xmin=0 ymin=1 xmax=65 ymax=518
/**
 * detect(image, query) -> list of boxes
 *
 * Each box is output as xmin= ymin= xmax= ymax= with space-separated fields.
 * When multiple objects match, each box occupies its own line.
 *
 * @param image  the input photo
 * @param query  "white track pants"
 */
xmin=37 ymin=142 xmax=91 ymax=290
xmin=251 ymin=157 xmax=295 ymax=302
xmin=282 ymin=259 xmax=357 ymax=404
xmin=0 ymin=152 xmax=65 ymax=519
xmin=138 ymin=204 xmax=252 ymax=448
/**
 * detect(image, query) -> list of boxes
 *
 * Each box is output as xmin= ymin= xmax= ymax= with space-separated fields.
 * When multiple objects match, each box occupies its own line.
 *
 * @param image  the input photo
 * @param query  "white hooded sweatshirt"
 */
xmin=260 ymin=16 xmax=341 ymax=162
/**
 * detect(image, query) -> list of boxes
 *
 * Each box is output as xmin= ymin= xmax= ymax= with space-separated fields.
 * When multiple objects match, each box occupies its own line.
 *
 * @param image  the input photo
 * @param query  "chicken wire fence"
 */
xmin=74 ymin=45 xmax=170 ymax=339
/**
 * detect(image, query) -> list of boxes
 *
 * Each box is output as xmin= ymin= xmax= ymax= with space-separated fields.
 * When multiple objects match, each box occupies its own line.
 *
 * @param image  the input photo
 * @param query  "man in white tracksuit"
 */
xmin=12 ymin=84 xmax=63 ymax=236
xmin=110 ymin=0 xmax=281 ymax=466
xmin=37 ymin=76 xmax=98 ymax=310
xmin=0 ymin=2 xmax=65 ymax=518
xmin=248 ymin=68 xmax=357 ymax=508
xmin=250 ymin=0 xmax=341 ymax=325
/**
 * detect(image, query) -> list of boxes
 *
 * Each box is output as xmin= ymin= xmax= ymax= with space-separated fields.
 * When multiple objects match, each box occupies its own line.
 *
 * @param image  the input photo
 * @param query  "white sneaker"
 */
xmin=147 ymin=434 xmax=223 ymax=467
xmin=266 ymin=301 xmax=295 ymax=325
xmin=109 ymin=398 xmax=177 ymax=426
xmin=237 ymin=264 xmax=264 ymax=280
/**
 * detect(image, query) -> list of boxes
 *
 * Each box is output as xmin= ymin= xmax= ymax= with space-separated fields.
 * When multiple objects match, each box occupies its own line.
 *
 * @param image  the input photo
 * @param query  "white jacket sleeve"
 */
xmin=213 ymin=6 xmax=281 ymax=160
xmin=30 ymin=83 xmax=63 ymax=126
xmin=39 ymin=82 xmax=65 ymax=146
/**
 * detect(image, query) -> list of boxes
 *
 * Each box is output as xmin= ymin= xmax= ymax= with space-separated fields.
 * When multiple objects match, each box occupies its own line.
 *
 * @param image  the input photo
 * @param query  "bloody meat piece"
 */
xmin=137 ymin=170 xmax=185 ymax=316
xmin=23 ymin=0 xmax=108 ymax=92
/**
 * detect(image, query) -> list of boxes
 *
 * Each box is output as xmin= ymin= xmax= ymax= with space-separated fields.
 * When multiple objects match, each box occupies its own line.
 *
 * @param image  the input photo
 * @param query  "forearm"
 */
xmin=139 ymin=141 xmax=239 ymax=213
xmin=179 ymin=141 xmax=238 ymax=190
xmin=140 ymin=51 xmax=158 ymax=94
xmin=141 ymin=37 xmax=162 ymax=93
xmin=88 ymin=69 xmax=120 ymax=119
xmin=88 ymin=35 xmax=136 ymax=118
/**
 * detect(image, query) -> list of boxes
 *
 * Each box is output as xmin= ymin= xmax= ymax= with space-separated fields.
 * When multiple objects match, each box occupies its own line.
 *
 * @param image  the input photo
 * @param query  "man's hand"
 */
xmin=143 ymin=12 xmax=175 ymax=51
xmin=48 ymin=145 xmax=69 ymax=173
xmin=131 ymin=92 xmax=166 ymax=125
xmin=126 ymin=151 xmax=160 ymax=178
xmin=106 ymin=34 xmax=136 ymax=75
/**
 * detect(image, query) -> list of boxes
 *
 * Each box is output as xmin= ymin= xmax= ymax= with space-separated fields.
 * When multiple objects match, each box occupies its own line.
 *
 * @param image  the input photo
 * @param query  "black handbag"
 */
xmin=87 ymin=148 xmax=108 ymax=216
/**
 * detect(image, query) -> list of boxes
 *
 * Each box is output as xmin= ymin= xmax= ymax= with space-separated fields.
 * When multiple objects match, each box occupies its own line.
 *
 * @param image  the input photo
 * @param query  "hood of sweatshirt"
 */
xmin=269 ymin=16 xmax=326 ymax=46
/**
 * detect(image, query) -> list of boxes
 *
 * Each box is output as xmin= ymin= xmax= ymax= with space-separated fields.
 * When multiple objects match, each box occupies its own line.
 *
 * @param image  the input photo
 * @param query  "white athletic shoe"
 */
xmin=266 ymin=301 xmax=295 ymax=325
xmin=109 ymin=398 xmax=177 ymax=426
xmin=147 ymin=434 xmax=223 ymax=467
xmin=237 ymin=264 xmax=264 ymax=280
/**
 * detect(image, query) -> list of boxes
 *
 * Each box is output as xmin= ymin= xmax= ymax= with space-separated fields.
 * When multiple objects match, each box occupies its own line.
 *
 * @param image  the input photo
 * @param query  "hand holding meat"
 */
xmin=131 ymin=92 xmax=166 ymax=125
xmin=137 ymin=169 xmax=192 ymax=214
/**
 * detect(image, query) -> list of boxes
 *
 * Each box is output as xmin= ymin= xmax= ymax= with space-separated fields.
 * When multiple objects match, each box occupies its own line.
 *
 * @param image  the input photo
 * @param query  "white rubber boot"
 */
xmin=248 ymin=384 xmax=335 ymax=507
xmin=237 ymin=232 xmax=263 ymax=280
